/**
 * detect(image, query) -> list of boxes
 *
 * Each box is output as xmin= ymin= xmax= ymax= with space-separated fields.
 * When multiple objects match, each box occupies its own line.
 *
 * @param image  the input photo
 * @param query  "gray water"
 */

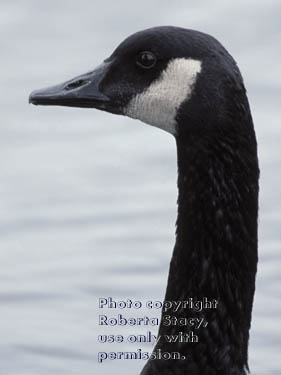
xmin=0 ymin=1 xmax=280 ymax=374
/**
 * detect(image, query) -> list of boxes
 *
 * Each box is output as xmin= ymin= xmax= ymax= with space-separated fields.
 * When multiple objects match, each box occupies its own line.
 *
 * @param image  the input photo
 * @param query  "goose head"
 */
xmin=29 ymin=26 xmax=246 ymax=139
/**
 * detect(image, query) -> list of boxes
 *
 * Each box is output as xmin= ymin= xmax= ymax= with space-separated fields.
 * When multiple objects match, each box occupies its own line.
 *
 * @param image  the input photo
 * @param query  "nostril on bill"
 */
xmin=64 ymin=79 xmax=89 ymax=91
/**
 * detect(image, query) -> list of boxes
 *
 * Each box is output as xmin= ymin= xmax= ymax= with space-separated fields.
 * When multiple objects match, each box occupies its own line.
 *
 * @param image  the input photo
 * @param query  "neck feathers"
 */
xmin=142 ymin=119 xmax=259 ymax=374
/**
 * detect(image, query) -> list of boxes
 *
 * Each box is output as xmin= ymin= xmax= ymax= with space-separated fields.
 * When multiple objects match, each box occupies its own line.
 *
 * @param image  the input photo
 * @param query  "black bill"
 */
xmin=29 ymin=62 xmax=110 ymax=109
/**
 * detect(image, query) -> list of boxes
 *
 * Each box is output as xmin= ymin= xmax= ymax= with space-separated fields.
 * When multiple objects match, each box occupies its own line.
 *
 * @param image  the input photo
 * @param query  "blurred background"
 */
xmin=0 ymin=0 xmax=280 ymax=374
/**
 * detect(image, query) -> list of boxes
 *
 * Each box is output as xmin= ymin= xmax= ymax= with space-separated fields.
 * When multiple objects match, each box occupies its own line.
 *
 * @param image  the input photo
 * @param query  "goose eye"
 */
xmin=136 ymin=51 xmax=156 ymax=69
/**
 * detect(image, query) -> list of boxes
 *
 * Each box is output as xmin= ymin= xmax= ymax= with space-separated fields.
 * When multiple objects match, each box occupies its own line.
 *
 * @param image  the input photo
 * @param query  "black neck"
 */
xmin=142 ymin=123 xmax=259 ymax=374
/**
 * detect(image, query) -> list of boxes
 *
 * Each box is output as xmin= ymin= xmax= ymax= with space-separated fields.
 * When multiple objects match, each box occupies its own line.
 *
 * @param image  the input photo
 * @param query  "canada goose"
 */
xmin=29 ymin=26 xmax=259 ymax=375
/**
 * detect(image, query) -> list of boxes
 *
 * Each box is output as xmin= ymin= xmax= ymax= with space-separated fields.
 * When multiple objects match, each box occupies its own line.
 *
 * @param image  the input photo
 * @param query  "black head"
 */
xmin=29 ymin=26 xmax=248 ymax=137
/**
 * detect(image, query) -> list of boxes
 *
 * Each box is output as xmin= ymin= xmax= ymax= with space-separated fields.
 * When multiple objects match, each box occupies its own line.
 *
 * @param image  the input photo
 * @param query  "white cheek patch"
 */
xmin=125 ymin=58 xmax=201 ymax=135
